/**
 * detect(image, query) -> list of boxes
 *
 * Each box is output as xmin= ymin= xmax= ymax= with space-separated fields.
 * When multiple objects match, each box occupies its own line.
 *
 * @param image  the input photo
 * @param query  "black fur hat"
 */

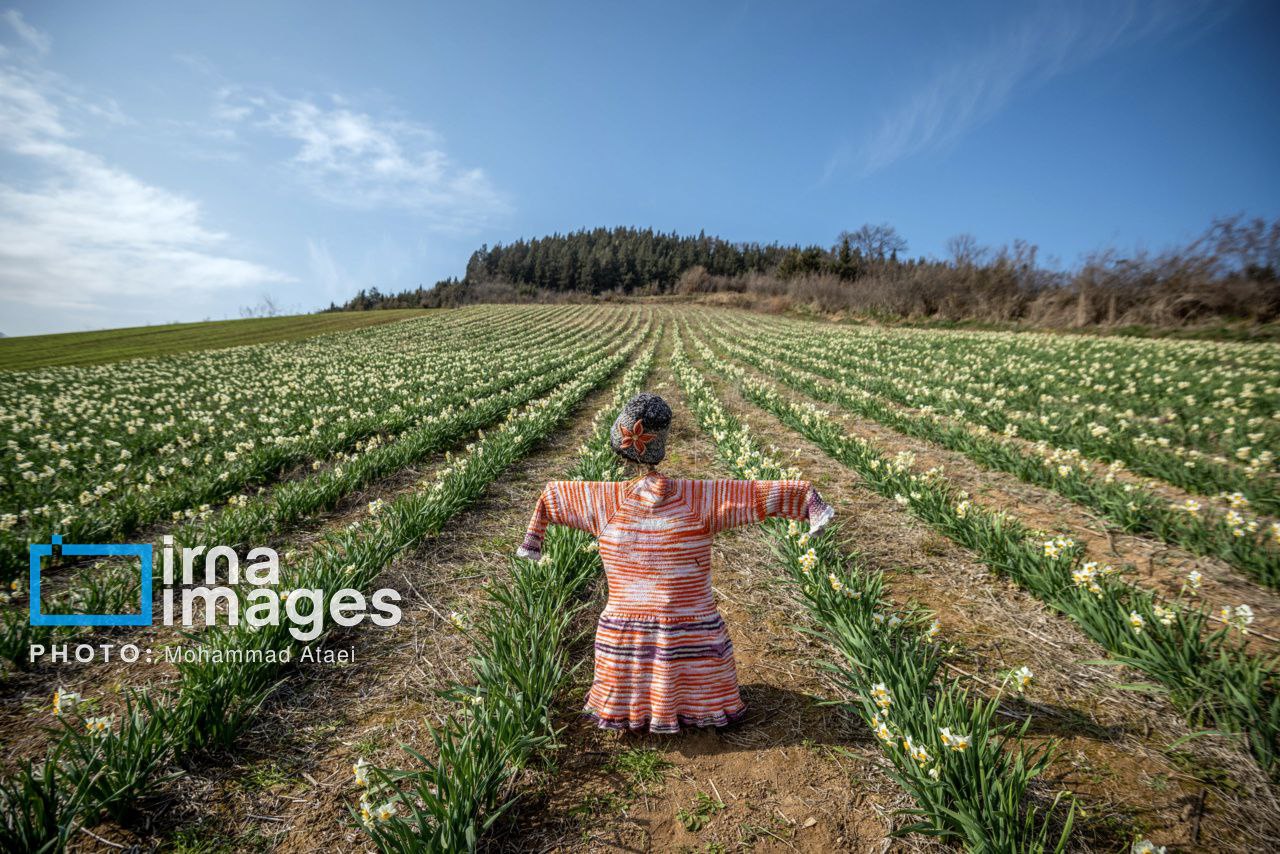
xmin=609 ymin=392 xmax=671 ymax=465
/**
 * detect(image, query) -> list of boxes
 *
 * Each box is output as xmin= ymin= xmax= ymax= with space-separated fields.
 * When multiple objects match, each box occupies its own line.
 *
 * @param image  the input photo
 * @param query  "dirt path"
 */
xmin=683 ymin=332 xmax=1280 ymax=851
xmin=503 ymin=347 xmax=910 ymax=853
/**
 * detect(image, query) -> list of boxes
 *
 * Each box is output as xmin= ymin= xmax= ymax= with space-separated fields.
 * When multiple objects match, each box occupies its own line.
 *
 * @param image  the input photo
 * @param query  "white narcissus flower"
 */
xmin=84 ymin=716 xmax=112 ymax=737
xmin=53 ymin=689 xmax=79 ymax=716
xmin=901 ymin=735 xmax=930 ymax=764
xmin=939 ymin=727 xmax=971 ymax=752
xmin=1011 ymin=666 xmax=1033 ymax=692
xmin=1072 ymin=562 xmax=1103 ymax=595
xmin=1220 ymin=603 xmax=1256 ymax=633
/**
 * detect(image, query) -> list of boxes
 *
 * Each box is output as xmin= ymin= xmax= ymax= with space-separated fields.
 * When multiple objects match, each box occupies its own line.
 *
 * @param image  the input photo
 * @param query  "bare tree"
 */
xmin=839 ymin=223 xmax=908 ymax=261
xmin=238 ymin=293 xmax=283 ymax=319
xmin=946 ymin=233 xmax=985 ymax=267
xmin=1206 ymin=214 xmax=1280 ymax=277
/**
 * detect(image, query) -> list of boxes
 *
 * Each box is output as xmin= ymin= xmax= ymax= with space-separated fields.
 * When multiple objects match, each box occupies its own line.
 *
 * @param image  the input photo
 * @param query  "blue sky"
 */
xmin=1 ymin=1 xmax=1277 ymax=335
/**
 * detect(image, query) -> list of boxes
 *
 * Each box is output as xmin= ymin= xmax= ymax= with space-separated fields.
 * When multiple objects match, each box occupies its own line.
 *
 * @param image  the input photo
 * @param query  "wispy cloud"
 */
xmin=209 ymin=83 xmax=510 ymax=231
xmin=0 ymin=10 xmax=293 ymax=317
xmin=828 ymin=0 xmax=1223 ymax=179
xmin=2 ymin=8 xmax=49 ymax=55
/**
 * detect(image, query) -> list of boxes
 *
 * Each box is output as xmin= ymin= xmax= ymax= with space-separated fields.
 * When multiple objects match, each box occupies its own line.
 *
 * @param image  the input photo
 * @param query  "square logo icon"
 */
xmin=29 ymin=535 xmax=153 ymax=627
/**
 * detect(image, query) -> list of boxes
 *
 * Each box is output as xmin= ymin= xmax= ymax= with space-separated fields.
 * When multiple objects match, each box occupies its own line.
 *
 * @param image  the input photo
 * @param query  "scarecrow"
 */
xmin=517 ymin=392 xmax=834 ymax=733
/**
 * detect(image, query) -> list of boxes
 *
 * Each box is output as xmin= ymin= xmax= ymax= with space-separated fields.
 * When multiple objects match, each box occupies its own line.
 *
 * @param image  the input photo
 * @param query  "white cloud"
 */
xmin=211 ymin=84 xmax=510 ymax=230
xmin=0 ymin=17 xmax=293 ymax=317
xmin=3 ymin=9 xmax=50 ymax=55
xmin=832 ymin=0 xmax=1223 ymax=178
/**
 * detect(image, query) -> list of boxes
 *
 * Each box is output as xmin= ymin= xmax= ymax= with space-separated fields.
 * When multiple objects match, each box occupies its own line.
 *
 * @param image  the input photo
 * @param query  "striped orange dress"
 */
xmin=517 ymin=471 xmax=833 ymax=733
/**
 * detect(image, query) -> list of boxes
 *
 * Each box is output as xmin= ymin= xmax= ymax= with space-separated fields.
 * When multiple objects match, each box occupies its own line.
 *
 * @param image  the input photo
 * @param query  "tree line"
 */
xmin=324 ymin=218 xmax=1280 ymax=329
xmin=326 ymin=225 xmax=914 ymax=308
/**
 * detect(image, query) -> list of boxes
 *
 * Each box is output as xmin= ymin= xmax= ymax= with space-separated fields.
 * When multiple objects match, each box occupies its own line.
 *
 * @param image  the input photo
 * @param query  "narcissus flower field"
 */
xmin=0 ymin=305 xmax=1277 ymax=852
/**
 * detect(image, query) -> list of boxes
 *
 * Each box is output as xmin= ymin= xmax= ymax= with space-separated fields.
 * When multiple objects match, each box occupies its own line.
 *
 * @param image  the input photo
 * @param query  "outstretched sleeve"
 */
xmin=515 ymin=480 xmax=608 ymax=561
xmin=707 ymin=479 xmax=834 ymax=534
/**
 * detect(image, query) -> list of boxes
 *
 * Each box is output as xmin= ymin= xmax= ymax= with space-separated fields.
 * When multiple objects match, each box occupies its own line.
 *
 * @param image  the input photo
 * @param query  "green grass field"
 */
xmin=0 ymin=309 xmax=432 ymax=370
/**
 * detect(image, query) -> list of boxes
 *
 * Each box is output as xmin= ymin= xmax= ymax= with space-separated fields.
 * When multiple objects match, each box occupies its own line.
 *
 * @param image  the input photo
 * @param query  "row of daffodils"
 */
xmin=1 ymin=315 xmax=648 ymax=852
xmin=0 ymin=305 xmax=624 ymax=580
xmin=353 ymin=335 xmax=658 ymax=852
xmin=687 ymin=323 xmax=1280 ymax=777
xmin=671 ymin=331 xmax=1076 ymax=852
xmin=0 ymin=309 xmax=640 ymax=670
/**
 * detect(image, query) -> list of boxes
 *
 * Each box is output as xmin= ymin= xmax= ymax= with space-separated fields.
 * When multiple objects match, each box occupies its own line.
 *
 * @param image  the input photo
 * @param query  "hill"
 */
xmin=0 ymin=309 xmax=430 ymax=370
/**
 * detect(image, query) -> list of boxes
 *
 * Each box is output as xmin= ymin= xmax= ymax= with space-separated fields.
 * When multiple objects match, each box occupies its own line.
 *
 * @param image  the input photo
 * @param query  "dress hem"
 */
xmin=582 ymin=704 xmax=747 ymax=734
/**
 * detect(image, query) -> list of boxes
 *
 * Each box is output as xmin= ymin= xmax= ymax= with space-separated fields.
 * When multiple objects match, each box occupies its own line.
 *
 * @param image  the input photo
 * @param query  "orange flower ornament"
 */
xmin=618 ymin=419 xmax=657 ymax=455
